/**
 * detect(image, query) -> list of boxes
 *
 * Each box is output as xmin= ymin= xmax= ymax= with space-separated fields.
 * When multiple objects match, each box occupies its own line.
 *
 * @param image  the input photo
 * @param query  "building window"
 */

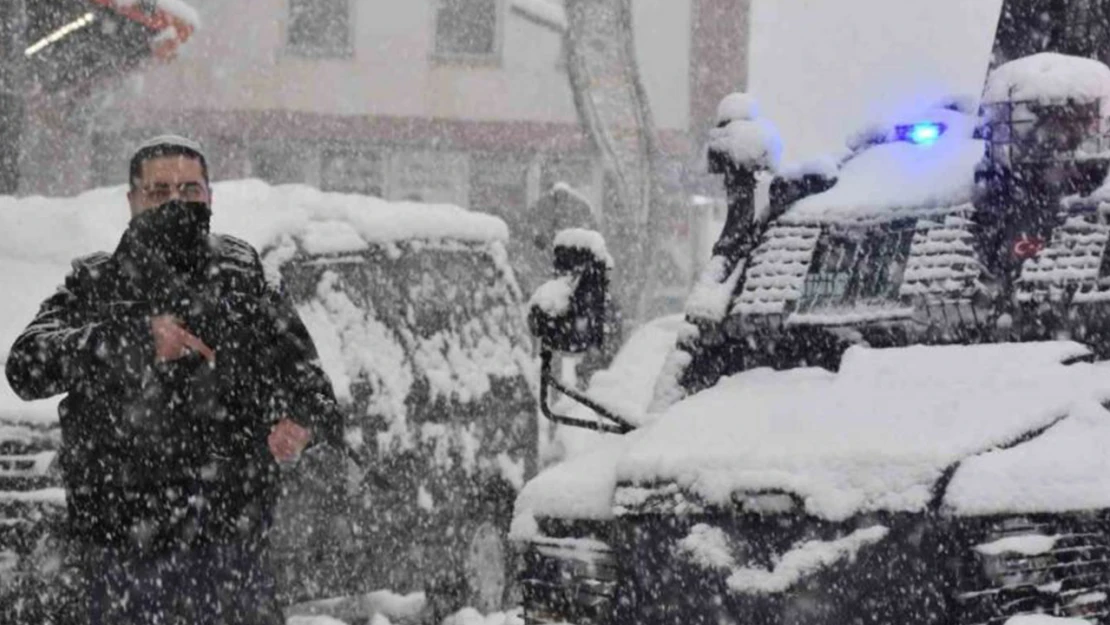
xmin=287 ymin=0 xmax=351 ymax=58
xmin=434 ymin=0 xmax=501 ymax=62
xmin=322 ymin=148 xmax=383 ymax=196
xmin=799 ymin=222 xmax=916 ymax=311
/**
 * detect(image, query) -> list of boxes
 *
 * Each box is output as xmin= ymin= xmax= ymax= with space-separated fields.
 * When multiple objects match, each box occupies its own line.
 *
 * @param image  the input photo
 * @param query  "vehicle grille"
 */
xmin=956 ymin=515 xmax=1110 ymax=625
xmin=521 ymin=534 xmax=619 ymax=625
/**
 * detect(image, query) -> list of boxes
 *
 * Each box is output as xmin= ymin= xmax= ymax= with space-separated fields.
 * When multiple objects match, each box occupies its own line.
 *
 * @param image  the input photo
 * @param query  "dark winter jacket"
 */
xmin=5 ymin=228 xmax=342 ymax=549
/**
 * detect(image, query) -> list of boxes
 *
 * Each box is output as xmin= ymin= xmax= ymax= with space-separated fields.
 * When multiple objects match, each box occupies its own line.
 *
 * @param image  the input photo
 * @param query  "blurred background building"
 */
xmin=1 ymin=0 xmax=752 ymax=315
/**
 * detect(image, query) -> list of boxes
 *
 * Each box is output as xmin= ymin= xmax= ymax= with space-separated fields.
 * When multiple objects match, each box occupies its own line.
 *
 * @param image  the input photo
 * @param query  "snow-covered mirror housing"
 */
xmin=527 ymin=228 xmax=612 ymax=355
xmin=707 ymin=93 xmax=783 ymax=174
xmin=704 ymin=93 xmax=788 ymax=261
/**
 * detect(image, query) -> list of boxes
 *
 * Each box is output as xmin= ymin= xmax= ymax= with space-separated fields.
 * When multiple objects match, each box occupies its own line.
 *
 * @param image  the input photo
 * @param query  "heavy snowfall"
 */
xmin=4 ymin=1 xmax=1110 ymax=625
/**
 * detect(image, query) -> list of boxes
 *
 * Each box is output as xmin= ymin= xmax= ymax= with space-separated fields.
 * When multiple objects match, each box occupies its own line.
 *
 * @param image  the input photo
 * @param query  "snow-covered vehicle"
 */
xmin=514 ymin=53 xmax=1110 ymax=625
xmin=0 ymin=180 xmax=538 ymax=621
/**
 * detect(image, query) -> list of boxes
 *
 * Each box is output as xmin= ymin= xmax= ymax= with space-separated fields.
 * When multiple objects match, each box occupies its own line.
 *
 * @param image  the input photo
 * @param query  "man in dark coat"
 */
xmin=5 ymin=135 xmax=342 ymax=625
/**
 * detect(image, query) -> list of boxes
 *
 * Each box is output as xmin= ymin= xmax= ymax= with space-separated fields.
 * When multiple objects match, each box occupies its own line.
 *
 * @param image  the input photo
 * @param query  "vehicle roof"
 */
xmin=780 ymin=110 xmax=984 ymax=226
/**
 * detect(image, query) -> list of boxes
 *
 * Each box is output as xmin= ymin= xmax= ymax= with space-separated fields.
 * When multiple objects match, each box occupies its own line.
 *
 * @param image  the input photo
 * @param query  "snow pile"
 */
xmin=685 ymin=255 xmax=746 ymax=321
xmin=846 ymin=105 xmax=978 ymax=152
xmin=442 ymin=607 xmax=525 ymax=625
xmin=726 ymin=525 xmax=889 ymax=594
xmin=676 ymin=523 xmax=737 ymax=570
xmin=515 ymin=316 xmax=689 ymax=526
xmin=783 ymin=131 xmax=984 ymax=224
xmin=716 ymin=93 xmax=761 ymax=125
xmin=211 ymin=181 xmax=509 ymax=254
xmin=0 ymin=180 xmax=507 ymax=265
xmin=514 ymin=429 xmax=630 ymax=530
xmin=708 ymin=120 xmax=783 ymax=171
xmin=975 ymin=535 xmax=1058 ymax=557
xmin=528 ymin=277 xmax=575 ymax=316
xmin=1005 ymin=617 xmax=1094 ymax=625
xmin=776 ymin=155 xmax=841 ymax=181
xmin=614 ymin=342 xmax=1110 ymax=521
xmin=983 ymin=53 xmax=1110 ymax=112
xmin=286 ymin=592 xmax=524 ymax=625
xmin=553 ymin=228 xmax=613 ymax=268
xmin=946 ymin=397 xmax=1110 ymax=515
xmin=562 ymin=314 xmax=690 ymax=431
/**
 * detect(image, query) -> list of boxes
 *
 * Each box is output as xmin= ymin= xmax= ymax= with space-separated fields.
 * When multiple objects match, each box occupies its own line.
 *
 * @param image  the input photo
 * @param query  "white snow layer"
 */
xmin=946 ymin=400 xmax=1110 ymax=516
xmin=520 ymin=340 xmax=1110 ymax=525
xmin=685 ymin=255 xmax=746 ymax=321
xmin=676 ymin=523 xmax=737 ymax=570
xmin=610 ymin=342 xmax=1110 ymax=522
xmin=528 ymin=276 xmax=575 ymax=317
xmin=514 ymin=316 xmax=689 ymax=527
xmin=716 ymin=92 xmax=761 ymax=124
xmin=983 ymin=53 xmax=1110 ymax=110
xmin=726 ymin=526 xmax=889 ymax=594
xmin=783 ymin=131 xmax=984 ymax=224
xmin=515 ymin=339 xmax=1110 ymax=526
xmin=552 ymin=228 xmax=614 ymax=268
xmin=975 ymin=535 xmax=1058 ymax=557
xmin=708 ymin=118 xmax=783 ymax=171
xmin=1005 ymin=617 xmax=1094 ymax=625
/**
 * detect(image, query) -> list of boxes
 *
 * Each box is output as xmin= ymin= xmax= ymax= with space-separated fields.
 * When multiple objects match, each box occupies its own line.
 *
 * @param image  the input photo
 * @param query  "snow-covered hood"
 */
xmin=618 ymin=341 xmax=1110 ymax=521
xmin=515 ymin=341 xmax=1110 ymax=528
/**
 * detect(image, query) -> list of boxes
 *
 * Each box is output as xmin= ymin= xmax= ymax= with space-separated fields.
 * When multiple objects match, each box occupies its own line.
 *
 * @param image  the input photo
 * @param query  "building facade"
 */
xmin=11 ymin=0 xmax=751 ymax=314
xmin=66 ymin=0 xmax=748 ymax=216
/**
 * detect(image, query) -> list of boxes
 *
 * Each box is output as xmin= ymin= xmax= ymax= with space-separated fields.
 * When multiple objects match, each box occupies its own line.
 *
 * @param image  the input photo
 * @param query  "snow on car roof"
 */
xmin=0 ymin=179 xmax=510 ymax=422
xmin=0 ymin=179 xmax=508 ymax=265
xmin=982 ymin=52 xmax=1110 ymax=109
xmin=781 ymin=110 xmax=984 ymax=225
xmin=610 ymin=341 xmax=1110 ymax=522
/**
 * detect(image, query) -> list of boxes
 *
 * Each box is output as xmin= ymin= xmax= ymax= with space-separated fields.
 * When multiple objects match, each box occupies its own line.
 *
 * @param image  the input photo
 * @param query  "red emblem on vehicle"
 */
xmin=1012 ymin=235 xmax=1046 ymax=260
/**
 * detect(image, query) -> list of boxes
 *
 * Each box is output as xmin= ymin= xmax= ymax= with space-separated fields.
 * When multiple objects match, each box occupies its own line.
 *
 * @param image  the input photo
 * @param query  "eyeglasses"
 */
xmin=139 ymin=181 xmax=208 ymax=203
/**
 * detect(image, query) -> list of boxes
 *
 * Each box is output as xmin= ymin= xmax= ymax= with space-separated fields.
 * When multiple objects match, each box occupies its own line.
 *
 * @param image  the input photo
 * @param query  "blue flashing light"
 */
xmin=896 ymin=122 xmax=947 ymax=146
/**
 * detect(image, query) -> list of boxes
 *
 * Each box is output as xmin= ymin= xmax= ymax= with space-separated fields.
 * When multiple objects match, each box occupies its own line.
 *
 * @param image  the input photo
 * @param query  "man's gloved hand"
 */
xmin=151 ymin=314 xmax=216 ymax=363
xmin=269 ymin=418 xmax=312 ymax=463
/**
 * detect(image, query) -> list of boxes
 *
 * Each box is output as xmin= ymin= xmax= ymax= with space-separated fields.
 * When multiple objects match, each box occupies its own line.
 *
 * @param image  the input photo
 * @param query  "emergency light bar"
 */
xmin=895 ymin=122 xmax=947 ymax=145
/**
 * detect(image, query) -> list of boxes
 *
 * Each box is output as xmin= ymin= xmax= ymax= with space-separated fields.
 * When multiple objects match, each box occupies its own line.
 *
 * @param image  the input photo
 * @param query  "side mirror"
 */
xmin=526 ymin=229 xmax=634 ymax=434
xmin=528 ymin=229 xmax=611 ymax=354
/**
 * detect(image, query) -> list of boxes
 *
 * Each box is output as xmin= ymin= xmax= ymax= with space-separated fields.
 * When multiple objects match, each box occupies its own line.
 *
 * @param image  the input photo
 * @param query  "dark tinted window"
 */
xmin=288 ymin=0 xmax=351 ymax=57
xmin=434 ymin=0 xmax=499 ymax=58
xmin=800 ymin=222 xmax=916 ymax=311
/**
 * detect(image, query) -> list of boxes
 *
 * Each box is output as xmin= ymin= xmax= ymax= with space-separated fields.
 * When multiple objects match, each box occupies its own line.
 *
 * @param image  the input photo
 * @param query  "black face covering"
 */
xmin=125 ymin=200 xmax=212 ymax=274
